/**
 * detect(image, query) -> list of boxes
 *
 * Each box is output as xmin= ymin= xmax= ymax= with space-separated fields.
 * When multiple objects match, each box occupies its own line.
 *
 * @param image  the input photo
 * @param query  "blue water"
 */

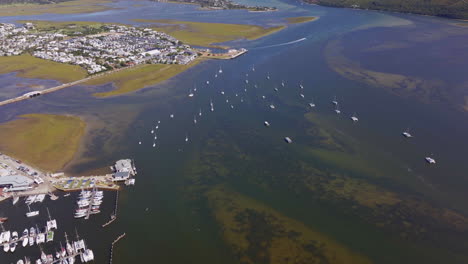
xmin=1 ymin=0 xmax=468 ymax=263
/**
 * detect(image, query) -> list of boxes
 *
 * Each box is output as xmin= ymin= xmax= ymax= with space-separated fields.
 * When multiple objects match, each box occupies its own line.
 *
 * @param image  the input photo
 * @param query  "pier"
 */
xmin=109 ymin=233 xmax=126 ymax=264
xmin=102 ymin=191 xmax=119 ymax=228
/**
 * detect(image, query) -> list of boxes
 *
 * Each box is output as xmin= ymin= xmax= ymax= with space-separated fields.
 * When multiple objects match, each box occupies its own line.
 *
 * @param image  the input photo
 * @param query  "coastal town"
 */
xmin=0 ymin=22 xmax=197 ymax=74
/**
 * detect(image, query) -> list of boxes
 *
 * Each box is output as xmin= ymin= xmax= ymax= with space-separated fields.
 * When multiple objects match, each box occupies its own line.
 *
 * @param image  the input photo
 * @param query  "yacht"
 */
xmin=264 ymin=121 xmax=270 ymax=127
xmin=300 ymin=83 xmax=304 ymax=89
xmin=218 ymin=67 xmax=223 ymax=74
xmin=25 ymin=195 xmax=36 ymax=205
xmin=153 ymin=142 xmax=157 ymax=147
xmin=331 ymin=96 xmax=338 ymax=105
xmin=138 ymin=141 xmax=141 ymax=145
xmin=309 ymin=102 xmax=316 ymax=108
xmin=230 ymin=105 xmax=234 ymax=109
xmin=221 ymin=91 xmax=225 ymax=95
xmin=210 ymin=100 xmax=214 ymax=112
xmin=185 ymin=135 xmax=189 ymax=142
xmin=29 ymin=228 xmax=35 ymax=246
xmin=26 ymin=205 xmax=39 ymax=217
xmin=150 ymin=130 xmax=154 ymax=134
xmin=35 ymin=194 xmax=46 ymax=203
xmin=425 ymin=157 xmax=436 ymax=164
xmin=300 ymin=94 xmax=305 ymax=98
xmin=22 ymin=229 xmax=29 ymax=247
xmin=206 ymin=80 xmax=210 ymax=85
xmin=274 ymin=87 xmax=278 ymax=92
xmin=281 ymin=81 xmax=285 ymax=87
xmin=0 ymin=217 xmax=7 ymax=224
xmin=4 ymin=243 xmax=9 ymax=252
xmin=269 ymin=104 xmax=276 ymax=109
xmin=350 ymin=113 xmax=359 ymax=122
xmin=402 ymin=128 xmax=413 ymax=138
xmin=10 ymin=241 xmax=17 ymax=252
xmin=170 ymin=114 xmax=174 ymax=119
xmin=193 ymin=116 xmax=197 ymax=124
xmin=262 ymin=95 xmax=266 ymax=99
xmin=17 ymin=260 xmax=24 ymax=264
xmin=284 ymin=137 xmax=293 ymax=144
xmin=188 ymin=89 xmax=194 ymax=97
xmin=334 ymin=104 xmax=341 ymax=114
xmin=199 ymin=108 xmax=202 ymax=116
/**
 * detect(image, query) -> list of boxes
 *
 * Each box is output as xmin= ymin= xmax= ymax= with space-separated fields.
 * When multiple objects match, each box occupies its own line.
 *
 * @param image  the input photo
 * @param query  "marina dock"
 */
xmin=102 ymin=191 xmax=119 ymax=228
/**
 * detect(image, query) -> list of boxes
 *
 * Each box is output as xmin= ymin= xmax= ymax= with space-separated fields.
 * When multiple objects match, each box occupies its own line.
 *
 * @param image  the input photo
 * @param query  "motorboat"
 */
xmin=425 ymin=157 xmax=436 ymax=164
xmin=264 ymin=121 xmax=270 ymax=127
xmin=284 ymin=137 xmax=293 ymax=144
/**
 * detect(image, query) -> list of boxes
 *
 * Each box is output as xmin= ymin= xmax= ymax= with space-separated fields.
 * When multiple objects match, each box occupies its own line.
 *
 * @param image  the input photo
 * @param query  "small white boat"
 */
xmin=12 ymin=196 xmax=19 ymax=205
xmin=210 ymin=100 xmax=214 ymax=112
xmin=334 ymin=104 xmax=341 ymax=114
xmin=264 ymin=121 xmax=270 ymax=127
xmin=332 ymin=96 xmax=338 ymax=105
xmin=284 ymin=137 xmax=293 ymax=144
xmin=206 ymin=80 xmax=210 ymax=84
xmin=221 ymin=91 xmax=225 ymax=95
xmin=281 ymin=81 xmax=285 ymax=87
xmin=262 ymin=95 xmax=266 ymax=99
xmin=150 ymin=130 xmax=154 ymax=134
xmin=185 ymin=135 xmax=189 ymax=142
xmin=269 ymin=104 xmax=276 ymax=109
xmin=4 ymin=243 xmax=9 ymax=252
xmin=138 ymin=141 xmax=142 ymax=145
xmin=425 ymin=157 xmax=436 ymax=164
xmin=193 ymin=116 xmax=197 ymax=124
xmin=215 ymin=74 xmax=218 ymax=78
xmin=300 ymin=94 xmax=305 ymax=98
xmin=266 ymin=73 xmax=270 ymax=80
xmin=10 ymin=242 xmax=16 ymax=252
xmin=17 ymin=259 xmax=24 ymax=264
xmin=152 ymin=143 xmax=156 ymax=148
xmin=230 ymin=105 xmax=234 ymax=109
xmin=350 ymin=113 xmax=359 ymax=122
xmin=199 ymin=109 xmax=202 ymax=116
xmin=309 ymin=102 xmax=316 ymax=108
xmin=252 ymin=65 xmax=255 ymax=72
xmin=300 ymin=83 xmax=304 ymax=89
xmin=26 ymin=205 xmax=39 ymax=218
xmin=218 ymin=67 xmax=223 ymax=74
xmin=170 ymin=114 xmax=174 ymax=118
xmin=402 ymin=128 xmax=413 ymax=138
xmin=235 ymin=93 xmax=238 ymax=97
xmin=245 ymin=79 xmax=249 ymax=84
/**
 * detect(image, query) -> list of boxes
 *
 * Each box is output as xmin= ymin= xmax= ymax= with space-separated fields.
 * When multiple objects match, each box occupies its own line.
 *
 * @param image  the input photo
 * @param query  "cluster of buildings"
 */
xmin=0 ymin=155 xmax=37 ymax=192
xmin=0 ymin=23 xmax=197 ymax=74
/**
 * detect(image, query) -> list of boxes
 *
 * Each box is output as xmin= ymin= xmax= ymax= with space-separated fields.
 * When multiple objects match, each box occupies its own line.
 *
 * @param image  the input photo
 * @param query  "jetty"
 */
xmin=109 ymin=233 xmax=126 ymax=264
xmin=199 ymin=48 xmax=248 ymax=60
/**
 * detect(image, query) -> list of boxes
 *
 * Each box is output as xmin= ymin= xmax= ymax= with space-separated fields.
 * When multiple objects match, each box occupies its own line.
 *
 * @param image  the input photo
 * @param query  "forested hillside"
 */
xmin=305 ymin=0 xmax=468 ymax=19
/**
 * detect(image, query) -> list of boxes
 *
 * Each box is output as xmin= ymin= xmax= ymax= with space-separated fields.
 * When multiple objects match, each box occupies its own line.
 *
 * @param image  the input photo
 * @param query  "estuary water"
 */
xmin=1 ymin=0 xmax=468 ymax=263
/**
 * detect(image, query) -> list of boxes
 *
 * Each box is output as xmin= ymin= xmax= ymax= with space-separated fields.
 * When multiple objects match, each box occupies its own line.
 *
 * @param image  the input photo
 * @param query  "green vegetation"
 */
xmin=0 ymin=114 xmax=86 ymax=171
xmin=86 ymin=60 xmax=203 ymax=97
xmin=133 ymin=19 xmax=285 ymax=48
xmin=207 ymin=186 xmax=374 ymax=264
xmin=19 ymin=20 xmax=112 ymax=35
xmin=286 ymin=16 xmax=317 ymax=24
xmin=0 ymin=0 xmax=113 ymax=17
xmin=305 ymin=0 xmax=468 ymax=19
xmin=0 ymin=54 xmax=87 ymax=83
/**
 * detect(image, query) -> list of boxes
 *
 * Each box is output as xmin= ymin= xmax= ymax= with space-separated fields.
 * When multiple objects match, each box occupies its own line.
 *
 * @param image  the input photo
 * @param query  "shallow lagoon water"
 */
xmin=1 ymin=0 xmax=468 ymax=263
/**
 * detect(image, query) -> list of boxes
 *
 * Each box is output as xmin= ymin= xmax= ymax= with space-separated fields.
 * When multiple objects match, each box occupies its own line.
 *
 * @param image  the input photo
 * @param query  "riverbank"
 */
xmin=0 ymin=0 xmax=114 ymax=17
xmin=0 ymin=54 xmax=88 ymax=83
xmin=0 ymin=114 xmax=86 ymax=172
xmin=134 ymin=19 xmax=286 ymax=49
xmin=87 ymin=59 xmax=205 ymax=98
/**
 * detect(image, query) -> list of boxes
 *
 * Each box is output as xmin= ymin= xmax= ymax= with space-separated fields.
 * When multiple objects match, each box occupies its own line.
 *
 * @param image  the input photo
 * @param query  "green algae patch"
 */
xmin=0 ymin=114 xmax=86 ymax=172
xmin=0 ymin=54 xmax=87 ymax=83
xmin=206 ymin=186 xmax=374 ymax=264
xmin=86 ymin=60 xmax=203 ymax=97
xmin=286 ymin=16 xmax=317 ymax=24
xmin=133 ymin=19 xmax=285 ymax=48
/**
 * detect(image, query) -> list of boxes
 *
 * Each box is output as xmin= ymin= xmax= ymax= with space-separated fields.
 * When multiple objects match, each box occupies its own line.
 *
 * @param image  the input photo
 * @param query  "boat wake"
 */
xmin=254 ymin=37 xmax=307 ymax=49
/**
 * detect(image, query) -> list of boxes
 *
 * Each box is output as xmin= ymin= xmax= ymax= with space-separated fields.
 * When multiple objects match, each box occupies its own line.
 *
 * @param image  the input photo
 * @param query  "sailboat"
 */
xmin=12 ymin=196 xmax=19 ymax=205
xmin=332 ymin=96 xmax=338 ymax=105
xmin=193 ymin=116 xmax=197 ymax=124
xmin=300 ymin=93 xmax=305 ymax=98
xmin=266 ymin=73 xmax=270 ymax=80
xmin=281 ymin=80 xmax=285 ymax=87
xmin=199 ymin=108 xmax=202 ymax=116
xmin=26 ymin=205 xmax=39 ymax=217
xmin=252 ymin=65 xmax=255 ymax=72
xmin=185 ymin=134 xmax=189 ymax=142
xmin=218 ymin=67 xmax=223 ymax=74
xmin=210 ymin=100 xmax=214 ymax=112
xmin=334 ymin=104 xmax=341 ymax=114
xmin=402 ymin=128 xmax=413 ymax=138
xmin=188 ymin=88 xmax=194 ymax=97
xmin=221 ymin=91 xmax=225 ymax=95
xmin=152 ymin=142 xmax=156 ymax=148
xmin=300 ymin=83 xmax=304 ymax=89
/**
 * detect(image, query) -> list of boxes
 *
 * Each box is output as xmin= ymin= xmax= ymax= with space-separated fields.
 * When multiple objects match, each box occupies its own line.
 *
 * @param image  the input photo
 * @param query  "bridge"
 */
xmin=0 ymin=65 xmax=136 ymax=107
